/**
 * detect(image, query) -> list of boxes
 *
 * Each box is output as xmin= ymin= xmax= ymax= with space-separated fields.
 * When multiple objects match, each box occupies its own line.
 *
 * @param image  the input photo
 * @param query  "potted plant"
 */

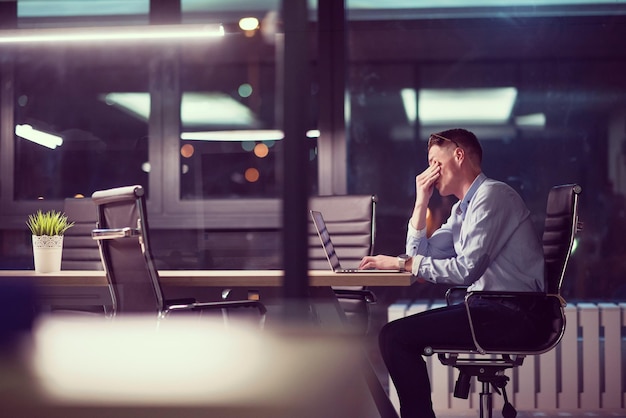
xmin=27 ymin=209 xmax=74 ymax=273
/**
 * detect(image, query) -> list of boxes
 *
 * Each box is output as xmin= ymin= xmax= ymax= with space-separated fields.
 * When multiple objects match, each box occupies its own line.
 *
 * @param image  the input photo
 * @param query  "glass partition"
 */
xmin=12 ymin=47 xmax=151 ymax=201
xmin=176 ymin=3 xmax=318 ymax=200
xmin=346 ymin=2 xmax=626 ymax=300
xmin=2 ymin=1 xmax=625 ymax=299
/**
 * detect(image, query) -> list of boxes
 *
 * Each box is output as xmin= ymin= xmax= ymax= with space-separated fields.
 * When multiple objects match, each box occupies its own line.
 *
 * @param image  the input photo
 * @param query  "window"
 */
xmin=11 ymin=47 xmax=150 ymax=201
xmin=346 ymin=3 xmax=626 ymax=300
xmin=0 ymin=0 xmax=317 ymax=270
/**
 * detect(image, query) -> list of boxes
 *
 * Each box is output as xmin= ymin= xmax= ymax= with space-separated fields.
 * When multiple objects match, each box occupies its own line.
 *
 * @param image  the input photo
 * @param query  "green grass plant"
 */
xmin=27 ymin=210 xmax=75 ymax=236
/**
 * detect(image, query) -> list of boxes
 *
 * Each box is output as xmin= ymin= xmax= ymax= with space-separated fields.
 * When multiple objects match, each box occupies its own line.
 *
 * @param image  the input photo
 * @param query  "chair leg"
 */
xmin=479 ymin=381 xmax=493 ymax=418
xmin=490 ymin=374 xmax=517 ymax=418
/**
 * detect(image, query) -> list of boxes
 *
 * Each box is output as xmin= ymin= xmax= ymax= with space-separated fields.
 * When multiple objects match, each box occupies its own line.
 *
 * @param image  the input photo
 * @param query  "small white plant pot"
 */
xmin=32 ymin=235 xmax=63 ymax=273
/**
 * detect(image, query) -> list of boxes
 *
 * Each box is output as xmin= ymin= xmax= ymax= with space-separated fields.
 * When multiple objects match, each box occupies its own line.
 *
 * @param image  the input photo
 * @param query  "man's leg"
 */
xmin=379 ymin=303 xmax=474 ymax=418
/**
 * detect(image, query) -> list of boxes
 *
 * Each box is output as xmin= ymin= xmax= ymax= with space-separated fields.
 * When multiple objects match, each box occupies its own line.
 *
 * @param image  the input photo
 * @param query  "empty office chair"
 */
xmin=61 ymin=197 xmax=103 ymax=271
xmin=424 ymin=184 xmax=582 ymax=418
xmin=91 ymin=185 xmax=266 ymax=322
xmin=309 ymin=194 xmax=378 ymax=334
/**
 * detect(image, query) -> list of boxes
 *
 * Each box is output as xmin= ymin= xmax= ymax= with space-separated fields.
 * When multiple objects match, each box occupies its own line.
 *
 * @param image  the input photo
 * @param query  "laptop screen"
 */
xmin=310 ymin=210 xmax=342 ymax=271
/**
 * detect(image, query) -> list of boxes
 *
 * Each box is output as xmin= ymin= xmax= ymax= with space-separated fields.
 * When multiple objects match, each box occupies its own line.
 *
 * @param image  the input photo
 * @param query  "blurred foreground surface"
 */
xmin=2 ymin=313 xmax=375 ymax=418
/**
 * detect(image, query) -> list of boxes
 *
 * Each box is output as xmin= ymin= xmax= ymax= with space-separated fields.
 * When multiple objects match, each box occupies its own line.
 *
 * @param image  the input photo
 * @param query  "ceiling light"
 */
xmin=181 ymin=129 xmax=320 ymax=142
xmin=15 ymin=124 xmax=63 ymax=149
xmin=182 ymin=93 xmax=257 ymax=128
xmin=400 ymin=88 xmax=417 ymax=125
xmin=417 ymin=87 xmax=518 ymax=125
xmin=103 ymin=92 xmax=258 ymax=128
xmin=515 ymin=113 xmax=546 ymax=128
xmin=0 ymin=24 xmax=224 ymax=44
xmin=104 ymin=92 xmax=320 ymax=141
xmin=182 ymin=130 xmax=284 ymax=142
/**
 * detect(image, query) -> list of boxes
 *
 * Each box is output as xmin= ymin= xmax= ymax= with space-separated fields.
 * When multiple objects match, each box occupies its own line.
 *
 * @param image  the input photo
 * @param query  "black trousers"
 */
xmin=379 ymin=298 xmax=542 ymax=418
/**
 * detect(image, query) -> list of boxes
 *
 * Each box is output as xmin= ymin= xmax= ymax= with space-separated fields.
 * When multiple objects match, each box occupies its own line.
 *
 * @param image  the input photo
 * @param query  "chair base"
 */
xmin=449 ymin=363 xmax=518 ymax=418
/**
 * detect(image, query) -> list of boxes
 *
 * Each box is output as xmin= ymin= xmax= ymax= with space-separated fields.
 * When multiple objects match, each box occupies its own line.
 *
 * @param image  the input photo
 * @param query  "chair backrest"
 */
xmin=542 ymin=184 xmax=582 ymax=295
xmin=61 ymin=197 xmax=103 ymax=270
xmin=91 ymin=185 xmax=164 ymax=315
xmin=308 ymin=195 xmax=377 ymax=270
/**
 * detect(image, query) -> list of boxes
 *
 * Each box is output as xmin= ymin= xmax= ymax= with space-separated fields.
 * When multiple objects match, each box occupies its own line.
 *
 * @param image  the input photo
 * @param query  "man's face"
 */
xmin=427 ymin=144 xmax=459 ymax=197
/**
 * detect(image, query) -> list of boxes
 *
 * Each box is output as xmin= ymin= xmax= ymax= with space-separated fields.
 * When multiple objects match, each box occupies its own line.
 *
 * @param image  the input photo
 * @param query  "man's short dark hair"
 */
xmin=430 ymin=128 xmax=482 ymax=164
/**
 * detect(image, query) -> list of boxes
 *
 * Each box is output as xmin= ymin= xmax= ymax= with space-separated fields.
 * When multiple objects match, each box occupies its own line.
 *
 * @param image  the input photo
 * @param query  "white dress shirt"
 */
xmin=406 ymin=173 xmax=545 ymax=292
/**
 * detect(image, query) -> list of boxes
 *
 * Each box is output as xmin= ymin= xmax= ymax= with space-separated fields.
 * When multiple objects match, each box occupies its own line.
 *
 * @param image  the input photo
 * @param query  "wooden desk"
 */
xmin=0 ymin=269 xmax=413 ymax=330
xmin=0 ymin=269 xmax=415 ymax=288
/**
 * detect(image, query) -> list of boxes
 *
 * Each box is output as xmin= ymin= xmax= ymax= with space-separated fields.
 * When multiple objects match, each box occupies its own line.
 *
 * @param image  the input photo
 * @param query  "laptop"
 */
xmin=310 ymin=210 xmax=402 ymax=273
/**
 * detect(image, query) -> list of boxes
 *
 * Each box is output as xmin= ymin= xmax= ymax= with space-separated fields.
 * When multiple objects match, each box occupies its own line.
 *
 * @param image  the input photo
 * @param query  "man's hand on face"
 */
xmin=415 ymin=163 xmax=441 ymax=206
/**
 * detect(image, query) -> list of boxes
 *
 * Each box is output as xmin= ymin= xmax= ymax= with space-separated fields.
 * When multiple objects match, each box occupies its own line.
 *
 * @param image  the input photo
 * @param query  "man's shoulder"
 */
xmin=478 ymin=177 xmax=518 ymax=196
xmin=475 ymin=178 xmax=527 ymax=208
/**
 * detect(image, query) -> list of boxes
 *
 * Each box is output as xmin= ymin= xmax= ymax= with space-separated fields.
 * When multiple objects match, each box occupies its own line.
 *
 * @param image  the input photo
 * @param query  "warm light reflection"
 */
xmin=180 ymin=144 xmax=195 ymax=158
xmin=239 ymin=17 xmax=259 ymax=31
xmin=32 ymin=316 xmax=265 ymax=403
xmin=29 ymin=315 xmax=366 ymax=414
xmin=0 ymin=24 xmax=225 ymax=44
xmin=245 ymin=168 xmax=260 ymax=183
xmin=253 ymin=143 xmax=269 ymax=158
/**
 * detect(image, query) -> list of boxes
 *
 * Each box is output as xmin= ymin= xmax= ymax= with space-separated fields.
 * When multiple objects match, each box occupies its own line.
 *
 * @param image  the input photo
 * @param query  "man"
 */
xmin=359 ymin=128 xmax=544 ymax=418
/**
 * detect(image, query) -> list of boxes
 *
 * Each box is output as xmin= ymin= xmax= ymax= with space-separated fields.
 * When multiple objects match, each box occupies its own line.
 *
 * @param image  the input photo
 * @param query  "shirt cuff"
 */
xmin=411 ymin=254 xmax=424 ymax=276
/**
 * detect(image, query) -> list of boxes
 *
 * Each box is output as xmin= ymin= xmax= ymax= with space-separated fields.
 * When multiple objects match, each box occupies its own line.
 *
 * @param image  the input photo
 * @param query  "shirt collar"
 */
xmin=458 ymin=172 xmax=486 ymax=219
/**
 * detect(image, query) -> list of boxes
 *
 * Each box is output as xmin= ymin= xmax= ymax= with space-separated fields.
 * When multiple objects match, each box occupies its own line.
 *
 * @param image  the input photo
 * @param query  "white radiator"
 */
xmin=386 ymin=301 xmax=626 ymax=413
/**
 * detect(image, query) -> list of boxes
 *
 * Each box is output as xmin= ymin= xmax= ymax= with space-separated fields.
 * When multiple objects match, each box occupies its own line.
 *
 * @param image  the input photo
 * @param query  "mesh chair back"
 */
xmin=542 ymin=184 xmax=582 ymax=295
xmin=92 ymin=185 xmax=164 ymax=315
xmin=308 ymin=195 xmax=377 ymax=270
xmin=61 ymin=197 xmax=103 ymax=270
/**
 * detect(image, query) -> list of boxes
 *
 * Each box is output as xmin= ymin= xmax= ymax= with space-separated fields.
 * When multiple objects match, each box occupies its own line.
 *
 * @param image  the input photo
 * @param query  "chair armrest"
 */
xmin=165 ymin=300 xmax=267 ymax=316
xmin=165 ymin=298 xmax=197 ymax=306
xmin=333 ymin=288 xmax=377 ymax=304
xmin=92 ymin=227 xmax=140 ymax=240
xmin=465 ymin=290 xmax=566 ymax=308
xmin=466 ymin=290 xmax=548 ymax=302
xmin=445 ymin=286 xmax=468 ymax=305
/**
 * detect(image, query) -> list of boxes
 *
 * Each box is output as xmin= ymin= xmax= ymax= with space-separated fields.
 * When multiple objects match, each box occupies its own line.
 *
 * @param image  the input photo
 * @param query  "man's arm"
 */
xmin=410 ymin=163 xmax=440 ymax=230
xmin=358 ymin=165 xmax=453 ymax=272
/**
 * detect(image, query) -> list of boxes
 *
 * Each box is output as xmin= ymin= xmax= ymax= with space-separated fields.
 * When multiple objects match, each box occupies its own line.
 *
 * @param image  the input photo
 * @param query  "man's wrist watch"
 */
xmin=397 ymin=254 xmax=410 ymax=272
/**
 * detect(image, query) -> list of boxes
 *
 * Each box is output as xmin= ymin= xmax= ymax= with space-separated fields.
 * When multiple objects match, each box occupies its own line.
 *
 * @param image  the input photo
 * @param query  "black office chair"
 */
xmin=309 ymin=194 xmax=378 ymax=334
xmin=424 ymin=184 xmax=582 ymax=418
xmin=61 ymin=197 xmax=103 ymax=271
xmin=91 ymin=185 xmax=266 ymax=323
